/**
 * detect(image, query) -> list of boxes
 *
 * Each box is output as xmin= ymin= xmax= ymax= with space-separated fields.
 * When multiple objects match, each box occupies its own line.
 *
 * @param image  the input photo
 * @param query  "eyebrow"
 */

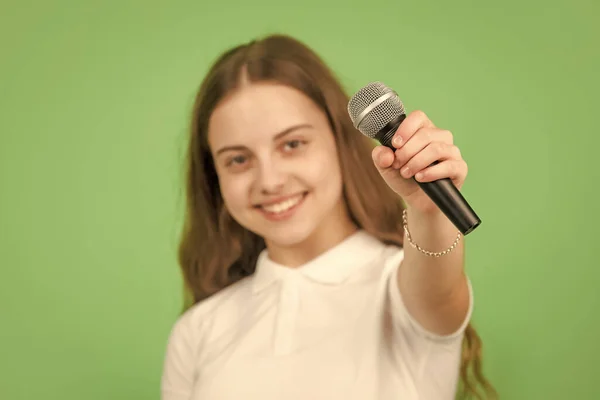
xmin=214 ymin=123 xmax=313 ymax=157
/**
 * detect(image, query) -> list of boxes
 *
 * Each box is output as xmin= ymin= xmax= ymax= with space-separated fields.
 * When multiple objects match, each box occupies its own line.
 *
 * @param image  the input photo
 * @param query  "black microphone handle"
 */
xmin=375 ymin=114 xmax=481 ymax=235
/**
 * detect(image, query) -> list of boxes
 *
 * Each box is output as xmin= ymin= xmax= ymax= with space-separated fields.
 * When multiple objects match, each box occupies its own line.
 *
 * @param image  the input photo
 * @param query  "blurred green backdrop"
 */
xmin=1 ymin=0 xmax=598 ymax=399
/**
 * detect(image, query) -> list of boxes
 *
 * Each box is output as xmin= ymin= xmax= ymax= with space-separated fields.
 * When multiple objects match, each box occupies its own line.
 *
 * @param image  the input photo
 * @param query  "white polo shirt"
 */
xmin=161 ymin=230 xmax=472 ymax=400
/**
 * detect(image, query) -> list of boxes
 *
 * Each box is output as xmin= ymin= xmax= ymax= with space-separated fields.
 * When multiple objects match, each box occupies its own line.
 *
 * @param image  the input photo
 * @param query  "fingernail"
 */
xmin=415 ymin=172 xmax=424 ymax=180
xmin=401 ymin=167 xmax=411 ymax=177
xmin=392 ymin=136 xmax=402 ymax=147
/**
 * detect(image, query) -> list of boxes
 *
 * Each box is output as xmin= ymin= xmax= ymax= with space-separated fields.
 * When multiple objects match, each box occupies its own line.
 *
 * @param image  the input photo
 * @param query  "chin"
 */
xmin=259 ymin=220 xmax=318 ymax=248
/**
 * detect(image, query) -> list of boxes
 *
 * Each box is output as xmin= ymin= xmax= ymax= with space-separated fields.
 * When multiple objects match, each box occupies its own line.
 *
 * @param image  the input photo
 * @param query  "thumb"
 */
xmin=371 ymin=145 xmax=395 ymax=172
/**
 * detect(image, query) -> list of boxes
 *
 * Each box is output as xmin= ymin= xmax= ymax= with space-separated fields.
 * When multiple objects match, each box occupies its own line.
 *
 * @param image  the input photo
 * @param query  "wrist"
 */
xmin=403 ymin=206 xmax=462 ymax=256
xmin=405 ymin=204 xmax=447 ymax=225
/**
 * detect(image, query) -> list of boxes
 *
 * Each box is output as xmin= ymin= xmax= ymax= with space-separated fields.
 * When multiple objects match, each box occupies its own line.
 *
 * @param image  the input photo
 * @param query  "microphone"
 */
xmin=347 ymin=82 xmax=481 ymax=235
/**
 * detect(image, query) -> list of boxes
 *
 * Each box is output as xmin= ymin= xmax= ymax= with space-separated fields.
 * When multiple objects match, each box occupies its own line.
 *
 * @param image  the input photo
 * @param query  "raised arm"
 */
xmin=372 ymin=110 xmax=471 ymax=335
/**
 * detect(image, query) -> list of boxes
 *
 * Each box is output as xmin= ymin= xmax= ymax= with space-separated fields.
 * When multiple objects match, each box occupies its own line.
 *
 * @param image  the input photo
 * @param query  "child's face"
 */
xmin=208 ymin=82 xmax=349 ymax=250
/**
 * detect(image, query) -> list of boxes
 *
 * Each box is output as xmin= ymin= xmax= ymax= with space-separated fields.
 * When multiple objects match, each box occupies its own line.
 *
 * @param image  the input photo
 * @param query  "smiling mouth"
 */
xmin=255 ymin=192 xmax=308 ymax=218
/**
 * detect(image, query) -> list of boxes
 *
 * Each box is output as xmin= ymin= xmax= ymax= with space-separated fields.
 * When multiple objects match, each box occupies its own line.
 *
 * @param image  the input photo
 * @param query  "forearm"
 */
xmin=397 ymin=205 xmax=470 ymax=334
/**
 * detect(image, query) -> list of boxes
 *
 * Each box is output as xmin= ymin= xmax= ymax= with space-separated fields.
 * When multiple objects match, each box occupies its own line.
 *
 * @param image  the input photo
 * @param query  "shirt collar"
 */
xmin=251 ymin=230 xmax=385 ymax=294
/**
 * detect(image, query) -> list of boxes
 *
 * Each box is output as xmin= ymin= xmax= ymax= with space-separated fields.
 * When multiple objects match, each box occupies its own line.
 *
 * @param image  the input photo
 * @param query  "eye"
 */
xmin=226 ymin=154 xmax=248 ymax=167
xmin=282 ymin=139 xmax=306 ymax=152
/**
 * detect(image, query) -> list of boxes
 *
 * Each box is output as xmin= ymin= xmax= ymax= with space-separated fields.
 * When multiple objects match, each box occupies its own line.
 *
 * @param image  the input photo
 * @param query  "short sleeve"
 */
xmin=161 ymin=313 xmax=195 ymax=400
xmin=384 ymin=248 xmax=474 ymax=343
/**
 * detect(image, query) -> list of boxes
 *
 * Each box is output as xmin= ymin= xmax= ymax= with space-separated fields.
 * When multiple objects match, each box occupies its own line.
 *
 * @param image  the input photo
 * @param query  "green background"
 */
xmin=1 ymin=0 xmax=598 ymax=399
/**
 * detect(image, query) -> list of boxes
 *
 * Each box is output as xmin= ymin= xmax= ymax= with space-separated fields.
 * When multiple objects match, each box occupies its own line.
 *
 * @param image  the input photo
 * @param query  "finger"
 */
xmin=391 ymin=110 xmax=436 ymax=148
xmin=372 ymin=145 xmax=395 ymax=170
xmin=400 ymin=142 xmax=461 ymax=179
xmin=392 ymin=128 xmax=454 ymax=170
xmin=414 ymin=159 xmax=468 ymax=186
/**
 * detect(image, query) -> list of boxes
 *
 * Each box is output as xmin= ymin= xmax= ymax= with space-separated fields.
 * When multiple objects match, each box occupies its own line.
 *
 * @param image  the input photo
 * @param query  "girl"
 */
xmin=161 ymin=34 xmax=495 ymax=400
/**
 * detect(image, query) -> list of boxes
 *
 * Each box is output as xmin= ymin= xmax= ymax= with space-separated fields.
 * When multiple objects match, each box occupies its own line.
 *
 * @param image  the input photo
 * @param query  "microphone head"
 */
xmin=347 ymin=82 xmax=405 ymax=139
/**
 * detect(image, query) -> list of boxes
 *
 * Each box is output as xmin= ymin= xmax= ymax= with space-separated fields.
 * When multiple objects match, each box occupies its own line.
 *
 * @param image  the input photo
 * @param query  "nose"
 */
xmin=256 ymin=158 xmax=286 ymax=195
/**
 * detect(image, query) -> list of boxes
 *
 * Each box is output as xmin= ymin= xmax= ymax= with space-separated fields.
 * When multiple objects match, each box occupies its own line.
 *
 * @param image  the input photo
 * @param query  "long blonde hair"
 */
xmin=178 ymin=33 xmax=496 ymax=399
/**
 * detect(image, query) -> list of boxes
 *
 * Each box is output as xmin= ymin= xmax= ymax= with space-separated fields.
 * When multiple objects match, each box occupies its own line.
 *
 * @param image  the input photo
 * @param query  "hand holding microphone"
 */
xmin=348 ymin=82 xmax=481 ymax=235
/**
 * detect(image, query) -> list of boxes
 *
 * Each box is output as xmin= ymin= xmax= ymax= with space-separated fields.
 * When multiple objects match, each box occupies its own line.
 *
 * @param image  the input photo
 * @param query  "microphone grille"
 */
xmin=347 ymin=82 xmax=405 ymax=139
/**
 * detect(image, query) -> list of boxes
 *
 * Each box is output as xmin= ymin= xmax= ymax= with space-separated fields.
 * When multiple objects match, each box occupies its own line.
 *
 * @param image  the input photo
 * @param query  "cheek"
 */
xmin=219 ymin=174 xmax=252 ymax=213
xmin=302 ymin=145 xmax=344 ymax=193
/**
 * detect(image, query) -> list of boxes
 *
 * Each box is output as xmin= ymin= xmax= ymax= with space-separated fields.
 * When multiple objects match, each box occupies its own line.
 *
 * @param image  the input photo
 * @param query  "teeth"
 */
xmin=262 ymin=195 xmax=303 ymax=214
